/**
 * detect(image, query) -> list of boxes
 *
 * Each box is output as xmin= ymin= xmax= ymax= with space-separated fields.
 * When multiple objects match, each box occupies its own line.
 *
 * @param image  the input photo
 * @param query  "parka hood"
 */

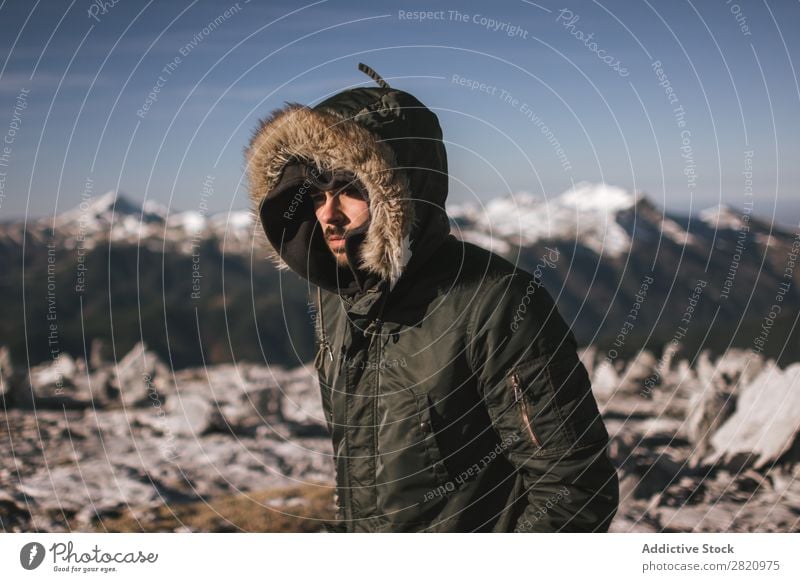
xmin=245 ymin=63 xmax=450 ymax=295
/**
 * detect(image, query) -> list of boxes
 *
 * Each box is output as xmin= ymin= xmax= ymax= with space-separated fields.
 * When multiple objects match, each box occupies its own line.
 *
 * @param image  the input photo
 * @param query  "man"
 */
xmin=246 ymin=63 xmax=619 ymax=532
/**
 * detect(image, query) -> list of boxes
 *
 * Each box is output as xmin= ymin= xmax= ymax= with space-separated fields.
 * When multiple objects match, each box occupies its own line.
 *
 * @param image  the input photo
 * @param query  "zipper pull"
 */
xmin=511 ymin=373 xmax=522 ymax=401
xmin=510 ymin=372 xmax=542 ymax=448
xmin=314 ymin=340 xmax=334 ymax=368
xmin=362 ymin=318 xmax=383 ymax=338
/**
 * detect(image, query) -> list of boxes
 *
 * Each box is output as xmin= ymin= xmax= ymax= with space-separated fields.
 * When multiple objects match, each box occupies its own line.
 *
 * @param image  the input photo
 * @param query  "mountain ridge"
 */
xmin=1 ymin=182 xmax=798 ymax=370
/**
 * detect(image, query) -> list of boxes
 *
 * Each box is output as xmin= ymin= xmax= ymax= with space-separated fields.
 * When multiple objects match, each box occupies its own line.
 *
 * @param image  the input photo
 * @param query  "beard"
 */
xmin=324 ymin=225 xmax=349 ymax=265
xmin=323 ymin=221 xmax=370 ymax=267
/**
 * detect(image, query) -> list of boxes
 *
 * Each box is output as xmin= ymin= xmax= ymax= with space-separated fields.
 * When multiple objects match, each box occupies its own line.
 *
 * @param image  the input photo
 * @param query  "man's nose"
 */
xmin=317 ymin=192 xmax=346 ymax=224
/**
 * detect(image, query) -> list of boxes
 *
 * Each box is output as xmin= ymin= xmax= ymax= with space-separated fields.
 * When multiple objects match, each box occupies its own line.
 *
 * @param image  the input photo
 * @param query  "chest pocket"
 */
xmin=374 ymin=343 xmax=452 ymax=520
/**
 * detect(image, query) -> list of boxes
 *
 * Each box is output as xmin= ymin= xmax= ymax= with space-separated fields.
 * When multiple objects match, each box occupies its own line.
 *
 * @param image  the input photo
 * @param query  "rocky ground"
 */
xmin=0 ymin=345 xmax=335 ymax=532
xmin=589 ymin=347 xmax=800 ymax=532
xmin=1 ymin=343 xmax=798 ymax=532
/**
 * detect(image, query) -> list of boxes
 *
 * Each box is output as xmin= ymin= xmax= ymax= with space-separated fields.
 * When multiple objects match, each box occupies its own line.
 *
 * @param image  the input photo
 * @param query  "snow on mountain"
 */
xmin=37 ymin=191 xmax=260 ymax=254
xmin=449 ymin=182 xmax=655 ymax=258
xmin=560 ymin=182 xmax=640 ymax=213
xmin=141 ymin=199 xmax=170 ymax=220
xmin=209 ymin=210 xmax=255 ymax=240
xmin=49 ymin=191 xmax=170 ymax=245
xmin=25 ymin=184 xmax=705 ymax=260
xmin=167 ymin=210 xmax=208 ymax=234
xmin=699 ymin=204 xmax=748 ymax=230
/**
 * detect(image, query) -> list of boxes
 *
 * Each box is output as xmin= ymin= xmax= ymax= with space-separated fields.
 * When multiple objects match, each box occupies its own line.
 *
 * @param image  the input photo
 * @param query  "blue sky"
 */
xmin=0 ymin=0 xmax=798 ymax=228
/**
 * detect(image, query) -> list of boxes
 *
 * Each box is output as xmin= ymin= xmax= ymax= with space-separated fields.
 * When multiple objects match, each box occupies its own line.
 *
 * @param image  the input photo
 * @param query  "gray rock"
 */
xmin=280 ymin=365 xmax=324 ymax=427
xmin=578 ymin=346 xmax=597 ymax=379
xmin=21 ymin=353 xmax=94 ymax=409
xmin=108 ymin=342 xmax=173 ymax=408
xmin=686 ymin=382 xmax=735 ymax=467
xmin=0 ymin=346 xmax=12 ymax=399
xmin=620 ymin=350 xmax=659 ymax=393
xmin=591 ymin=359 xmax=621 ymax=401
xmin=2 ymin=345 xmax=798 ymax=533
xmin=0 ymin=490 xmax=31 ymax=532
xmin=89 ymin=338 xmax=110 ymax=371
xmin=708 ymin=362 xmax=800 ymax=469
xmin=165 ymin=393 xmax=214 ymax=436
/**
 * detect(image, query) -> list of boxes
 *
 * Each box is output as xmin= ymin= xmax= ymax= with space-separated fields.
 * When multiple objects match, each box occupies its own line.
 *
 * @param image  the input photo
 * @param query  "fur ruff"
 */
xmin=246 ymin=103 xmax=417 ymax=288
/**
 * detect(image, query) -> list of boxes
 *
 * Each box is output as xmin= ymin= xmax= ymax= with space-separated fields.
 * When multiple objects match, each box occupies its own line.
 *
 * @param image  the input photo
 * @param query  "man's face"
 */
xmin=310 ymin=186 xmax=370 ymax=267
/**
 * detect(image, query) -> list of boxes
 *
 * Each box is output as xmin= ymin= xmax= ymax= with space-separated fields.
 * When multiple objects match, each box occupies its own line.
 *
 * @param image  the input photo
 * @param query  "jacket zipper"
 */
xmin=510 ymin=372 xmax=542 ymax=448
xmin=370 ymin=319 xmax=383 ymax=521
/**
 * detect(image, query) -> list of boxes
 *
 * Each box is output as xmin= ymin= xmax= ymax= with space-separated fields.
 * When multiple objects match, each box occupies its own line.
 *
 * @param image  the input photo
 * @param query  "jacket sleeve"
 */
xmin=468 ymin=272 xmax=619 ymax=532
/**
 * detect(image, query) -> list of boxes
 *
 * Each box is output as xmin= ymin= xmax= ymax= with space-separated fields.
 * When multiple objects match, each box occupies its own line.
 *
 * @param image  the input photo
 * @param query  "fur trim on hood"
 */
xmin=246 ymin=103 xmax=415 ymax=291
xmin=245 ymin=71 xmax=450 ymax=295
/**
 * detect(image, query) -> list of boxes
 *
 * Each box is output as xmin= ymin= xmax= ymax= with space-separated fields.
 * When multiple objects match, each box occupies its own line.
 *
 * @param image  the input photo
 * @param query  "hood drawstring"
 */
xmin=314 ymin=285 xmax=334 ymax=368
xmin=314 ymin=279 xmax=392 ymax=369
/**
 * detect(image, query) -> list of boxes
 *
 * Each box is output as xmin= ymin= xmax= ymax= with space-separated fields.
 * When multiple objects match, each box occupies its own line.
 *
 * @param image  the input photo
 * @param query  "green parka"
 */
xmin=246 ymin=64 xmax=618 ymax=532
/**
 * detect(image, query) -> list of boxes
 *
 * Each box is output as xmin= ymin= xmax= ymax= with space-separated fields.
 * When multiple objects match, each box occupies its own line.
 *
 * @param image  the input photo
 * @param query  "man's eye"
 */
xmin=341 ymin=189 xmax=363 ymax=200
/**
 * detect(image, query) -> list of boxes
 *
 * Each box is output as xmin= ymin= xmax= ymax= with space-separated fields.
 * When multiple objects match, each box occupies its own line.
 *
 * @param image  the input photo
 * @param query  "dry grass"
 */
xmin=86 ymin=482 xmax=337 ymax=532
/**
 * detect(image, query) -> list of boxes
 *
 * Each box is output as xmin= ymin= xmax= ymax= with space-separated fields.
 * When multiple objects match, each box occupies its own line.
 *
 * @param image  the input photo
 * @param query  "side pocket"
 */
xmin=510 ymin=371 xmax=542 ymax=448
xmin=504 ymin=350 xmax=609 ymax=458
xmin=505 ymin=357 xmax=571 ymax=457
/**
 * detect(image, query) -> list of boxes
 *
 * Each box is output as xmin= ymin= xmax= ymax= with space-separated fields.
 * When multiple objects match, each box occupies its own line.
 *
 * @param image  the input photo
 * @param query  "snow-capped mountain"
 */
xmin=1 ymin=183 xmax=798 ymax=370
xmin=449 ymin=182 xmax=698 ymax=258
xmin=53 ymin=190 xmax=167 ymax=233
xmin=31 ymin=190 xmax=256 ymax=254
xmin=11 ymin=183 xmax=781 ymax=261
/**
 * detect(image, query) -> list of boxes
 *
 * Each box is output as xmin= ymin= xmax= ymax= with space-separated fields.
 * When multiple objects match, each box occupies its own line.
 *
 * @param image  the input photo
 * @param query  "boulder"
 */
xmin=714 ymin=349 xmax=765 ymax=389
xmin=164 ymin=393 xmax=214 ymax=436
xmin=591 ymin=359 xmax=621 ymax=401
xmin=707 ymin=362 xmax=800 ymax=469
xmin=107 ymin=342 xmax=173 ymax=408
xmin=620 ymin=350 xmax=659 ymax=393
xmin=20 ymin=353 xmax=93 ymax=409
xmin=280 ymin=365 xmax=322 ymax=427
xmin=578 ymin=345 xmax=597 ymax=379
xmin=0 ymin=346 xmax=13 ymax=401
xmin=686 ymin=382 xmax=736 ymax=467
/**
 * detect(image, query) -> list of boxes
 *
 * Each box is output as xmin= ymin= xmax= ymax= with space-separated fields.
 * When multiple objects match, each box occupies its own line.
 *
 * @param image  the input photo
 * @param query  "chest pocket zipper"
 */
xmin=510 ymin=372 xmax=542 ymax=448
